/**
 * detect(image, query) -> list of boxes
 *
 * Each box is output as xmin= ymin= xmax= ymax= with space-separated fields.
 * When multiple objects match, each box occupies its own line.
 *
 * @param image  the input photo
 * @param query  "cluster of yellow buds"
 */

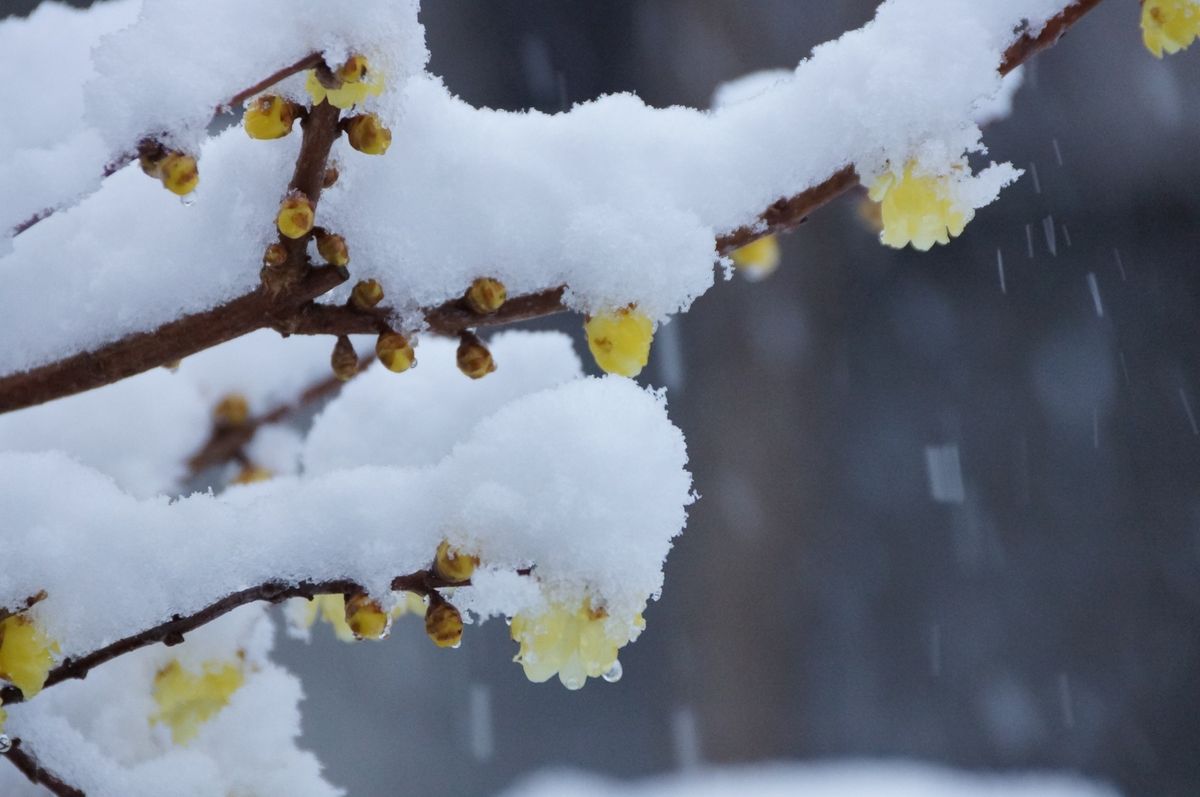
xmin=140 ymin=147 xmax=199 ymax=197
xmin=465 ymin=277 xmax=507 ymax=315
xmin=276 ymin=191 xmax=316 ymax=239
xmin=729 ymin=235 xmax=781 ymax=280
xmin=866 ymin=162 xmax=973 ymax=251
xmin=151 ymin=659 xmax=245 ymax=745
xmin=376 ymin=331 xmax=415 ymax=373
xmin=242 ymin=95 xmax=299 ymax=140
xmin=300 ymin=592 xmax=426 ymax=642
xmin=344 ymin=114 xmax=392 ymax=155
xmin=0 ymin=613 xmax=59 ymax=700
xmin=1142 ymin=0 xmax=1200 ymax=57
xmin=306 ymin=54 xmax=385 ymax=109
xmin=510 ymin=600 xmax=644 ymax=689
xmin=584 ymin=307 xmax=654 ymax=378
xmin=457 ymin=332 xmax=497 ymax=380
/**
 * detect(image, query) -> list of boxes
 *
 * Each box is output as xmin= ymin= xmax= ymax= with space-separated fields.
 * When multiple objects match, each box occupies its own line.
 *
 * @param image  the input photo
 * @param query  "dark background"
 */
xmin=5 ymin=2 xmax=1198 ymax=796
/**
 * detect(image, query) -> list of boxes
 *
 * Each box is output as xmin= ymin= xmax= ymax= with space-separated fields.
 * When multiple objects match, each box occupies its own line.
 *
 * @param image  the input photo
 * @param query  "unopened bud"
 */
xmin=159 ymin=153 xmax=199 ymax=196
xmin=345 ymin=593 xmax=389 ymax=640
xmin=316 ymin=230 xmax=350 ymax=267
xmin=213 ymin=394 xmax=249 ymax=427
xmin=425 ymin=601 xmax=464 ymax=648
xmin=243 ymin=95 xmax=297 ymax=140
xmin=231 ymin=465 xmax=272 ymax=485
xmin=322 ymin=165 xmax=340 ymax=188
xmin=337 ymin=54 xmax=370 ymax=84
xmin=465 ymin=277 xmax=506 ymax=315
xmin=350 ymin=279 xmax=384 ymax=310
xmin=456 ymin=333 xmax=496 ymax=380
xmin=276 ymin=192 xmax=315 ymax=239
xmin=434 ymin=540 xmax=479 ymax=583
xmin=344 ymin=113 xmax=392 ymax=155
xmin=262 ymin=243 xmax=288 ymax=268
xmin=376 ymin=331 xmax=415 ymax=373
xmin=331 ymin=335 xmax=358 ymax=382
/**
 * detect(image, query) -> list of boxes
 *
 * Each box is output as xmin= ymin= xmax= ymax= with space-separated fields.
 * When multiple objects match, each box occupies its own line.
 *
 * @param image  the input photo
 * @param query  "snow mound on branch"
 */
xmin=1 ymin=0 xmax=1079 ymax=377
xmin=0 ymin=375 xmax=691 ymax=657
xmin=0 ymin=606 xmax=340 ymax=797
xmin=497 ymin=762 xmax=1120 ymax=797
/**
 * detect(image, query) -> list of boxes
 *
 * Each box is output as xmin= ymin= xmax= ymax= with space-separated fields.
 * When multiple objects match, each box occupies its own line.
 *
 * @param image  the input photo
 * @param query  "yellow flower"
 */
xmin=1142 ymin=0 xmax=1200 ymax=57
xmin=0 ymin=614 xmax=59 ymax=698
xmin=152 ymin=659 xmax=244 ymax=745
xmin=243 ymin=95 xmax=296 ymax=140
xmin=729 ymin=235 xmax=781 ymax=280
xmin=306 ymin=67 xmax=384 ymax=110
xmin=584 ymin=308 xmax=654 ymax=377
xmin=510 ymin=601 xmax=643 ymax=690
xmin=867 ymin=162 xmax=973 ymax=251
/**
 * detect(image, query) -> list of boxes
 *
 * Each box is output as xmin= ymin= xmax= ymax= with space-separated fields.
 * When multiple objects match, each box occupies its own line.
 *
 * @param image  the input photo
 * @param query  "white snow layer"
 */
xmin=0 ymin=0 xmax=1076 ymax=376
xmin=497 ymin=763 xmax=1121 ymax=797
xmin=1 ymin=371 xmax=692 ymax=657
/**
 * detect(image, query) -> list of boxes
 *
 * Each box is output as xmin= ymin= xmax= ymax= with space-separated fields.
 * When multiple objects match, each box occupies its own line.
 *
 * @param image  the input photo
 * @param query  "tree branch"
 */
xmin=3 ymin=739 xmax=85 ymax=797
xmin=0 ymin=1 xmax=1105 ymax=416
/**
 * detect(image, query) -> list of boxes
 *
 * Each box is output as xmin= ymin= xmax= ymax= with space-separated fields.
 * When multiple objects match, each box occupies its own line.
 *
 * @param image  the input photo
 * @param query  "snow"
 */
xmin=496 ymin=763 xmax=1121 ymax=797
xmin=0 ymin=0 xmax=1078 ymax=378
xmin=0 ymin=368 xmax=692 ymax=658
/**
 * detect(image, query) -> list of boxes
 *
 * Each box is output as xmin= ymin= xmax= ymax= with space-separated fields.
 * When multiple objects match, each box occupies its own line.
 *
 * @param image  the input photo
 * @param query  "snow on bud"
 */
xmin=344 ymin=593 xmax=390 ymax=640
xmin=213 ymin=393 xmax=249 ymax=427
xmin=867 ymin=162 xmax=973 ymax=251
xmin=331 ymin=335 xmax=359 ymax=382
xmin=584 ymin=307 xmax=654 ymax=378
xmin=151 ymin=659 xmax=245 ymax=745
xmin=456 ymin=332 xmax=496 ymax=380
xmin=425 ymin=601 xmax=464 ymax=648
xmin=344 ymin=113 xmax=392 ymax=155
xmin=1142 ymin=0 xmax=1200 ymax=57
xmin=729 ymin=235 xmax=781 ymax=280
xmin=0 ymin=614 xmax=59 ymax=698
xmin=376 ymin=331 xmax=415 ymax=373
xmin=276 ymin=192 xmax=316 ymax=239
xmin=350 ymin=279 xmax=384 ymax=310
xmin=315 ymin=229 xmax=350 ymax=267
xmin=158 ymin=152 xmax=199 ymax=196
xmin=465 ymin=277 xmax=507 ymax=315
xmin=434 ymin=541 xmax=479 ymax=583
xmin=231 ymin=465 xmax=272 ymax=485
xmin=242 ymin=95 xmax=297 ymax=140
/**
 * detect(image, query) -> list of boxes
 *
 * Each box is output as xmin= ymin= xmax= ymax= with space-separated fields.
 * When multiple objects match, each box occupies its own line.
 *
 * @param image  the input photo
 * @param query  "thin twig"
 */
xmin=4 ymin=740 xmax=85 ymax=797
xmin=0 ymin=1 xmax=1105 ymax=416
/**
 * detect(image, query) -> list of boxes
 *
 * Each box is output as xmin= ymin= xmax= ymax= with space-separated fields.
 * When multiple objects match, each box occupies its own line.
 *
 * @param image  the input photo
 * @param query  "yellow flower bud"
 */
xmin=866 ymin=162 xmax=972 ymax=251
xmin=322 ymin=165 xmax=340 ymax=188
xmin=425 ymin=602 xmax=464 ymax=648
xmin=456 ymin=333 xmax=496 ymax=380
xmin=344 ymin=593 xmax=390 ymax=640
xmin=376 ymin=332 xmax=415 ymax=373
xmin=729 ymin=235 xmax=781 ymax=280
xmin=337 ymin=54 xmax=370 ymax=84
xmin=159 ymin=153 xmax=199 ymax=196
xmin=1142 ymin=0 xmax=1200 ymax=57
xmin=344 ymin=113 xmax=392 ymax=155
xmin=262 ymin=242 xmax=288 ymax=269
xmin=434 ymin=540 xmax=479 ymax=583
xmin=350 ymin=279 xmax=384 ymax=310
xmin=151 ymin=659 xmax=244 ymax=745
xmin=465 ymin=277 xmax=507 ymax=315
xmin=231 ymin=465 xmax=272 ymax=485
xmin=584 ymin=307 xmax=654 ymax=378
xmin=213 ymin=394 xmax=249 ymax=427
xmin=276 ymin=192 xmax=315 ymax=239
xmin=331 ymin=335 xmax=359 ymax=382
xmin=243 ymin=95 xmax=297 ymax=140
xmin=0 ymin=614 xmax=59 ymax=698
xmin=315 ymin=230 xmax=350 ymax=267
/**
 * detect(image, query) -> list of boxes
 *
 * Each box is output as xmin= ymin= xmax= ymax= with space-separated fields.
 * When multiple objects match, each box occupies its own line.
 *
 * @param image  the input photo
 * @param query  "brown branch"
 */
xmin=12 ymin=52 xmax=324 ymax=238
xmin=0 ymin=1 xmax=1105 ymax=416
xmin=0 ymin=568 xmax=501 ymax=708
xmin=4 ymin=739 xmax=85 ymax=797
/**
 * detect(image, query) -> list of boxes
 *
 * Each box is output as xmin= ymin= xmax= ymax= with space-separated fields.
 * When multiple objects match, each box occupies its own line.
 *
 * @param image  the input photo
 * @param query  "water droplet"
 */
xmin=562 ymin=674 xmax=585 ymax=690
xmin=602 ymin=660 xmax=623 ymax=683
xmin=450 ymin=640 xmax=461 ymax=649
xmin=0 ymin=735 xmax=10 ymax=754
xmin=503 ymin=616 xmax=512 ymax=626
xmin=179 ymin=192 xmax=197 ymax=207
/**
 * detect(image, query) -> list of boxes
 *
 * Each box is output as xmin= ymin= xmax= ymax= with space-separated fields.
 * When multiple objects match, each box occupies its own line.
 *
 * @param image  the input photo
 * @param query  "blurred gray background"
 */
xmin=5 ymin=1 xmax=1199 ymax=795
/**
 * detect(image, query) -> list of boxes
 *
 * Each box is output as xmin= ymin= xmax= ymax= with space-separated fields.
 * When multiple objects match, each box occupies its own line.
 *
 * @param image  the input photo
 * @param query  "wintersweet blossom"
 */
xmin=305 ymin=59 xmax=385 ymax=110
xmin=867 ymin=162 xmax=974 ymax=251
xmin=584 ymin=308 xmax=654 ymax=377
xmin=151 ymin=659 xmax=245 ymax=745
xmin=0 ymin=614 xmax=58 ymax=698
xmin=1142 ymin=0 xmax=1200 ymax=58
xmin=729 ymin=235 xmax=781 ymax=280
xmin=510 ymin=601 xmax=644 ymax=690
